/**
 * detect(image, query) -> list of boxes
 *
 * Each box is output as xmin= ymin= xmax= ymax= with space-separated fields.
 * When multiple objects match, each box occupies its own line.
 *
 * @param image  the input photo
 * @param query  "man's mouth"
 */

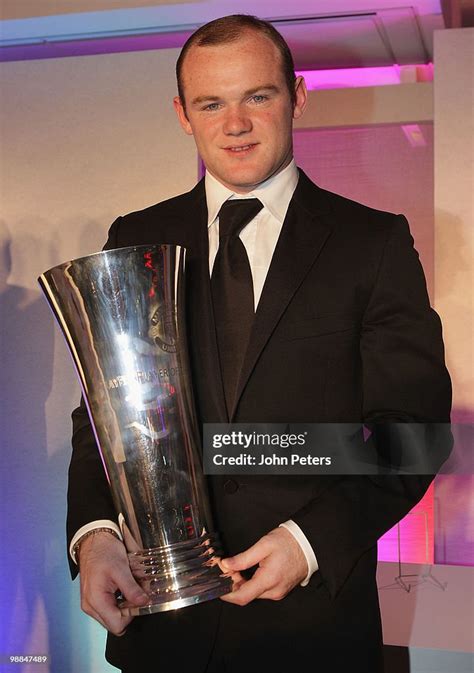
xmin=224 ymin=143 xmax=257 ymax=154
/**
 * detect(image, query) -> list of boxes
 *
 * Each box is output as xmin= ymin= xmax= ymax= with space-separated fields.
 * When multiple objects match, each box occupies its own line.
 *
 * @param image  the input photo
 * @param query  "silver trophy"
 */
xmin=39 ymin=245 xmax=232 ymax=615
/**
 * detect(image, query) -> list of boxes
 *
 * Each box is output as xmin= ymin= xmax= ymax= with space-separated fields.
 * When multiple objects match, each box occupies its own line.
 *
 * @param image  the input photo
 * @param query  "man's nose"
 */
xmin=222 ymin=107 xmax=252 ymax=135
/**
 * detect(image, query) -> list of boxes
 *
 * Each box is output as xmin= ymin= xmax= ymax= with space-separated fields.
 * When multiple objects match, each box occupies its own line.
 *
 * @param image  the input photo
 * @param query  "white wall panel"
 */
xmin=0 ymin=47 xmax=196 ymax=673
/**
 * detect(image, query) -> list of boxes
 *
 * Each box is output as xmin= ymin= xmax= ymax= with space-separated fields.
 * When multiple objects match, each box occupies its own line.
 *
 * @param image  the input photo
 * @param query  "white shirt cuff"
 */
xmin=69 ymin=519 xmax=123 ymax=564
xmin=279 ymin=519 xmax=319 ymax=586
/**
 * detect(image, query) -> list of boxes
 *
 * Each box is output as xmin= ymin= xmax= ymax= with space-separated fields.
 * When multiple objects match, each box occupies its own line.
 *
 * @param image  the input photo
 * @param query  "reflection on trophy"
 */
xmin=39 ymin=245 xmax=232 ymax=615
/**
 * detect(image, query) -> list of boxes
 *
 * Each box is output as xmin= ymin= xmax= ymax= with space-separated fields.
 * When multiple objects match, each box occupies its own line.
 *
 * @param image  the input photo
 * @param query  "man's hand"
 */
xmin=77 ymin=531 xmax=149 ymax=636
xmin=219 ymin=527 xmax=308 ymax=606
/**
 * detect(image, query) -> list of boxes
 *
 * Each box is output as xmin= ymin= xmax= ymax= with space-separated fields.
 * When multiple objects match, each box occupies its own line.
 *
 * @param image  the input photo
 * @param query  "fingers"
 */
xmin=221 ymin=535 xmax=272 ymax=572
xmin=217 ymin=558 xmax=246 ymax=587
xmin=112 ymin=563 xmax=149 ymax=607
xmin=78 ymin=532 xmax=149 ymax=636
xmin=220 ymin=568 xmax=272 ymax=606
xmin=219 ymin=527 xmax=309 ymax=606
xmin=85 ymin=591 xmax=134 ymax=636
xmin=82 ymin=564 xmax=149 ymax=635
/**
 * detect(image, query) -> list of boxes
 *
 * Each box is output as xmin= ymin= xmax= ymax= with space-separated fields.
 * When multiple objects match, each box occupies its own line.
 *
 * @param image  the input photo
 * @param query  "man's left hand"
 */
xmin=219 ymin=527 xmax=308 ymax=606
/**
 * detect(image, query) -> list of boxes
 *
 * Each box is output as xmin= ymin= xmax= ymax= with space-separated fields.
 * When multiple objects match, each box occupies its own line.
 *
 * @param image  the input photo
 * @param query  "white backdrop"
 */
xmin=0 ymin=47 xmax=197 ymax=673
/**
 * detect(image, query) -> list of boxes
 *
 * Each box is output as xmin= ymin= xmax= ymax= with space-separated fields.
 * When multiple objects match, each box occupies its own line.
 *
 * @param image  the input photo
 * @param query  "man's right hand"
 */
xmin=77 ymin=531 xmax=149 ymax=636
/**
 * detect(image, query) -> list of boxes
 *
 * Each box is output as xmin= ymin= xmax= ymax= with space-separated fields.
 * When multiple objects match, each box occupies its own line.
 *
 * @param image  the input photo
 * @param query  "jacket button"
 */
xmin=223 ymin=479 xmax=239 ymax=494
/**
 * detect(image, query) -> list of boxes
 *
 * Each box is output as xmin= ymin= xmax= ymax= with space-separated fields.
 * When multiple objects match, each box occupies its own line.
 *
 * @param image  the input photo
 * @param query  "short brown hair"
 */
xmin=176 ymin=14 xmax=296 ymax=109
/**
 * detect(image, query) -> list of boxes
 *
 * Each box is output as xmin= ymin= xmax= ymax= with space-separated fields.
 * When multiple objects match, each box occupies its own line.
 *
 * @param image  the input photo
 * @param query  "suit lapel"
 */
xmin=230 ymin=171 xmax=333 ymax=419
xmin=185 ymin=182 xmax=228 ymax=423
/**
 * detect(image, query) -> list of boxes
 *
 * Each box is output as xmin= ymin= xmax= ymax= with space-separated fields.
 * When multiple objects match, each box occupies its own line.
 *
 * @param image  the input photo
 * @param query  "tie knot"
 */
xmin=218 ymin=198 xmax=263 ymax=239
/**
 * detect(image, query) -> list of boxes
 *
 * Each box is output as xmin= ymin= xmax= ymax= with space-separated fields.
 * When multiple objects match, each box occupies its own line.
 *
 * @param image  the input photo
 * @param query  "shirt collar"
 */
xmin=205 ymin=159 xmax=299 ymax=227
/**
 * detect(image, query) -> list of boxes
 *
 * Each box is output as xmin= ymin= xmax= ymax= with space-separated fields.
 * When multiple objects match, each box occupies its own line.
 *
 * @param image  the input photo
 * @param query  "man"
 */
xmin=67 ymin=15 xmax=451 ymax=673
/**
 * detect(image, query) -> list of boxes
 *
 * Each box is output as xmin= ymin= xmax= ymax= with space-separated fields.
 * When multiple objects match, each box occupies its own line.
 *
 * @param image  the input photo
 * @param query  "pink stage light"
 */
xmin=402 ymin=124 xmax=428 ymax=147
xmin=297 ymin=64 xmax=434 ymax=90
xmin=378 ymin=484 xmax=435 ymax=564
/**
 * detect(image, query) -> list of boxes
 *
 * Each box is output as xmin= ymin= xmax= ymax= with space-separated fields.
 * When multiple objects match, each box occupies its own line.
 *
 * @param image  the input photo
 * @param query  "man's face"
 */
xmin=174 ymin=30 xmax=307 ymax=193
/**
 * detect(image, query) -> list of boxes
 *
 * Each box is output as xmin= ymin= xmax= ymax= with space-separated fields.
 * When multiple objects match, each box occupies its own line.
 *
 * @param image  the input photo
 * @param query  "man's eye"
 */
xmin=204 ymin=103 xmax=221 ymax=111
xmin=251 ymin=95 xmax=268 ymax=104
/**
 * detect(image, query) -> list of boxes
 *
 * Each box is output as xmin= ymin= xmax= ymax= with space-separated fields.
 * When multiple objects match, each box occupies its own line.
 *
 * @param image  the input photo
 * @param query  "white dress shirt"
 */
xmin=206 ymin=160 xmax=318 ymax=585
xmin=71 ymin=159 xmax=318 ymax=586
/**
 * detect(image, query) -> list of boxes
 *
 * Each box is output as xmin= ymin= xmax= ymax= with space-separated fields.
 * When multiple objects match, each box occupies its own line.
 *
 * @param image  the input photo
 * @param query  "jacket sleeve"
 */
xmin=292 ymin=215 xmax=452 ymax=598
xmin=66 ymin=216 xmax=123 ymax=579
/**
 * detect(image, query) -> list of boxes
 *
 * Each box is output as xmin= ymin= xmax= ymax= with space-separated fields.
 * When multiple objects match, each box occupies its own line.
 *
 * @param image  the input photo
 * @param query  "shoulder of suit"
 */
xmin=110 ymin=180 xmax=206 ymax=246
xmin=120 ymin=180 xmax=205 ymax=224
xmin=297 ymin=169 xmax=407 ymax=236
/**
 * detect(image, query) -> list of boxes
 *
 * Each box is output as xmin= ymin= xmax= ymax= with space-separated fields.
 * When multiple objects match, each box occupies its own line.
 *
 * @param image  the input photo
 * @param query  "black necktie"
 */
xmin=211 ymin=198 xmax=263 ymax=415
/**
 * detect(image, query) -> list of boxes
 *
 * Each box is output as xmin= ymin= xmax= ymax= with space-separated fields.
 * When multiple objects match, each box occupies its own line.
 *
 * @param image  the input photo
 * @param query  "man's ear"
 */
xmin=173 ymin=96 xmax=193 ymax=135
xmin=292 ymin=76 xmax=308 ymax=120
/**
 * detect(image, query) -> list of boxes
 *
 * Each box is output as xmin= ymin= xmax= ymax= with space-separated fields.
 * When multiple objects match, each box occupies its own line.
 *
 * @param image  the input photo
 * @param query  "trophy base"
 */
xmin=118 ymin=533 xmax=233 ymax=616
xmin=119 ymin=580 xmax=232 ymax=616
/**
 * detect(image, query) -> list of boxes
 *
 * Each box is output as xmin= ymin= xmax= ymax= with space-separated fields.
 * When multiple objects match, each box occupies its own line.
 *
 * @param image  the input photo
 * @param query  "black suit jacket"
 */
xmin=68 ymin=170 xmax=451 ymax=672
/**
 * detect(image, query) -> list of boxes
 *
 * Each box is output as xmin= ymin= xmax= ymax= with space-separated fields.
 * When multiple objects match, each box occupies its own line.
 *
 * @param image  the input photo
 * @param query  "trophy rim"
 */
xmin=39 ymin=243 xmax=186 ymax=279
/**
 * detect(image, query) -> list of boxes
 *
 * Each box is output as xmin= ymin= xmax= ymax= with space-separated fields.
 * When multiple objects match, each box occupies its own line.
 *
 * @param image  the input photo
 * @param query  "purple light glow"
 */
xmin=402 ymin=124 xmax=428 ymax=147
xmin=0 ymin=31 xmax=193 ymax=62
xmin=378 ymin=484 xmax=435 ymax=564
xmin=1 ymin=30 xmax=434 ymax=96
xmin=298 ymin=64 xmax=434 ymax=90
